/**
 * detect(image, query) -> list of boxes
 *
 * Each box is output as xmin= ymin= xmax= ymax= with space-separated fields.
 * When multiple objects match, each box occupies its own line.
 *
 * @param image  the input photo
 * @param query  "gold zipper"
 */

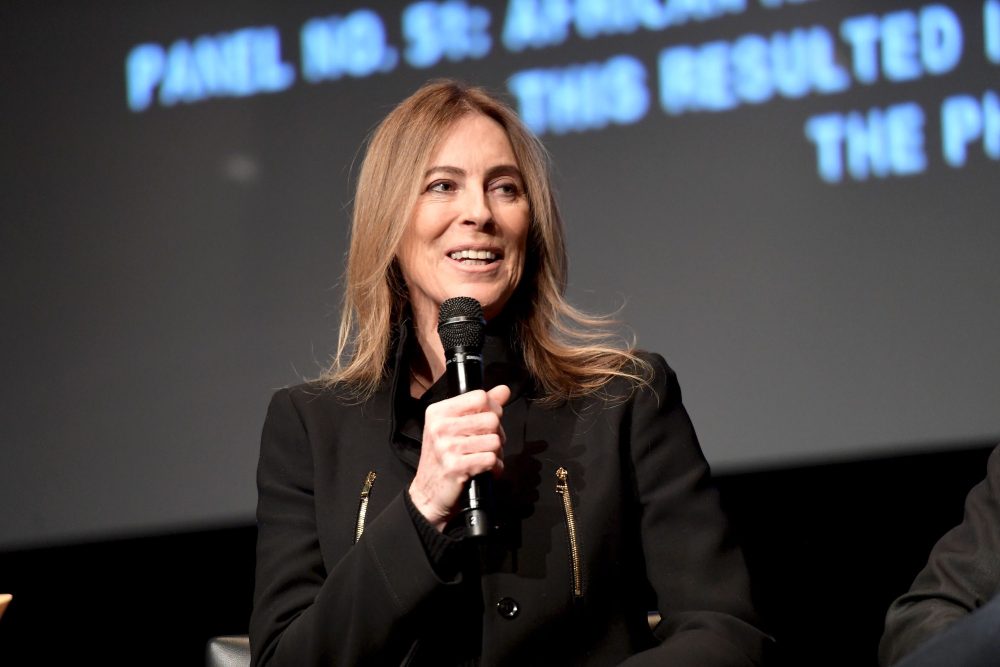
xmin=354 ymin=470 xmax=377 ymax=544
xmin=555 ymin=466 xmax=583 ymax=598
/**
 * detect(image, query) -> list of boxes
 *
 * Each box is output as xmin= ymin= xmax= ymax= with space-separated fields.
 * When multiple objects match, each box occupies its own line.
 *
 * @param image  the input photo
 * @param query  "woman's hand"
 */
xmin=408 ymin=384 xmax=511 ymax=532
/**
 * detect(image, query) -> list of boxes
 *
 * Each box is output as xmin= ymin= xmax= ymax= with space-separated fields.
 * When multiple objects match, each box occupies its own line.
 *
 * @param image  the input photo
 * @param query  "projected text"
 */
xmin=123 ymin=0 xmax=1000 ymax=184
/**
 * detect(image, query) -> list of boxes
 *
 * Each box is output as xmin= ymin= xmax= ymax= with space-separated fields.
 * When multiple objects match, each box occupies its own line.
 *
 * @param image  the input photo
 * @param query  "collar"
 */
xmin=389 ymin=316 xmax=532 ymax=402
xmin=387 ymin=317 xmax=533 ymax=466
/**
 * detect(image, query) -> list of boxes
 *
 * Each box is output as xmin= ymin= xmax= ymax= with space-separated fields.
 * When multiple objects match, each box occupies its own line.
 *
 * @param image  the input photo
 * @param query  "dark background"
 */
xmin=2 ymin=0 xmax=999 ymax=663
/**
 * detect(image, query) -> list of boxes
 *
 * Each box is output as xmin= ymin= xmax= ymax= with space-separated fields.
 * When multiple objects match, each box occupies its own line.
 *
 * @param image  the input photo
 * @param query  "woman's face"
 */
xmin=397 ymin=113 xmax=530 ymax=324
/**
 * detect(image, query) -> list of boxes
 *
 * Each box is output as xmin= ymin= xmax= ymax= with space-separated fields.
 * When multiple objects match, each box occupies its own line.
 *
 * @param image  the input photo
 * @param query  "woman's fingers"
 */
xmin=426 ymin=411 xmax=502 ymax=440
xmin=439 ymin=432 xmax=503 ymax=465
xmin=409 ymin=385 xmax=512 ymax=531
xmin=424 ymin=386 xmax=509 ymax=446
xmin=426 ymin=385 xmax=509 ymax=419
xmin=486 ymin=384 xmax=511 ymax=412
xmin=440 ymin=446 xmax=503 ymax=478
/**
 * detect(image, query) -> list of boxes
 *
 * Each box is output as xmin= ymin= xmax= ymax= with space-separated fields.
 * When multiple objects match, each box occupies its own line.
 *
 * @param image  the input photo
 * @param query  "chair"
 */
xmin=206 ymin=635 xmax=250 ymax=667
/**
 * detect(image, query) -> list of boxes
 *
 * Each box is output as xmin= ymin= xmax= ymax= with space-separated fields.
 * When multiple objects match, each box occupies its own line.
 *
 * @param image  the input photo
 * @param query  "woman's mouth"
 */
xmin=448 ymin=249 xmax=499 ymax=266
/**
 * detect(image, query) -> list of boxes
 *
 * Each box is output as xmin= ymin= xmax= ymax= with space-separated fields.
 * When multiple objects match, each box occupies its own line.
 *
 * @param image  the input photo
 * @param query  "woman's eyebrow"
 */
xmin=423 ymin=164 xmax=522 ymax=179
xmin=423 ymin=165 xmax=465 ymax=178
xmin=486 ymin=164 xmax=523 ymax=180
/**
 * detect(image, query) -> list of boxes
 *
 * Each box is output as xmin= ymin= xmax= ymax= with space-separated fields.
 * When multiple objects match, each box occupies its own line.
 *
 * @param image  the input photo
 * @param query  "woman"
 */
xmin=250 ymin=80 xmax=770 ymax=666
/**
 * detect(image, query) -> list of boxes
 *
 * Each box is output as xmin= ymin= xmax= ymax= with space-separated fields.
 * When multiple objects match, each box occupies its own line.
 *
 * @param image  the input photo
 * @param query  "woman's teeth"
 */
xmin=449 ymin=249 xmax=497 ymax=264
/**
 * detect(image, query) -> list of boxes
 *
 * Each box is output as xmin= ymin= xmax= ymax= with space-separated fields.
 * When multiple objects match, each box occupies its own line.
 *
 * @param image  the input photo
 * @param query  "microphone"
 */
xmin=437 ymin=296 xmax=491 ymax=539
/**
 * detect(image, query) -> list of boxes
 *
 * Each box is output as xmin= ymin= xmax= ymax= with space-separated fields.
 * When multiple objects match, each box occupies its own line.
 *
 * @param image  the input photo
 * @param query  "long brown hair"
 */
xmin=323 ymin=80 xmax=651 ymax=402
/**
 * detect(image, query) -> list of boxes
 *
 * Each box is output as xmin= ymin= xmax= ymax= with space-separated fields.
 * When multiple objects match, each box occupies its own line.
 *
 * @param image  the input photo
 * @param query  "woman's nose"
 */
xmin=460 ymin=189 xmax=493 ymax=227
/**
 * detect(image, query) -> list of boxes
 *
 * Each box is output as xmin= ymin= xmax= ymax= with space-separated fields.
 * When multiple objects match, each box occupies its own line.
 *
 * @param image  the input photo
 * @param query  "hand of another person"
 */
xmin=408 ymin=384 xmax=511 ymax=532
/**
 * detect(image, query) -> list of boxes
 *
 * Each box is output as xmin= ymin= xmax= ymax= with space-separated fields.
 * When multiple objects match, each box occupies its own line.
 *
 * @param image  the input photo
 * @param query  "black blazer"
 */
xmin=250 ymin=329 xmax=771 ymax=665
xmin=879 ymin=444 xmax=1000 ymax=665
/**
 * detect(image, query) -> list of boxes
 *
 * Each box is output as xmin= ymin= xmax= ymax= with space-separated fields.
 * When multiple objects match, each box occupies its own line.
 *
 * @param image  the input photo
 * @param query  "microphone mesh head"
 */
xmin=437 ymin=297 xmax=485 ymax=350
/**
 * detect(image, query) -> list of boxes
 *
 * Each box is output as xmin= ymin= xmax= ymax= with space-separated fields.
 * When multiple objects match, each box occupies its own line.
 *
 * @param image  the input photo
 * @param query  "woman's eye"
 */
xmin=428 ymin=181 xmax=454 ymax=193
xmin=492 ymin=181 xmax=520 ymax=197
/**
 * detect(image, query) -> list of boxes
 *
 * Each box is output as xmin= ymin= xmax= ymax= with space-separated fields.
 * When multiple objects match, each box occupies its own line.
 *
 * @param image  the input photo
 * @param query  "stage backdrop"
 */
xmin=3 ymin=0 xmax=1000 ymax=549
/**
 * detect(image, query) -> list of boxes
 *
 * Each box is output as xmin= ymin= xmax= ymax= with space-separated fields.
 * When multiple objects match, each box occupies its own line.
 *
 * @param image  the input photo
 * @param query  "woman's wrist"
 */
xmin=407 ymin=482 xmax=449 ymax=533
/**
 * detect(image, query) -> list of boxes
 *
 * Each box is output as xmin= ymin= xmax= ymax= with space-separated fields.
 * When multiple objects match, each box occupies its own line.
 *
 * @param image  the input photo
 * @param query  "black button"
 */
xmin=496 ymin=597 xmax=519 ymax=619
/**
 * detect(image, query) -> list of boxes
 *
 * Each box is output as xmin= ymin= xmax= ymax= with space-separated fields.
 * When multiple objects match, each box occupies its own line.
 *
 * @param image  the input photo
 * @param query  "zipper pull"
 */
xmin=556 ymin=466 xmax=569 ymax=494
xmin=555 ymin=466 xmax=583 ymax=598
xmin=354 ymin=470 xmax=377 ymax=544
xmin=360 ymin=470 xmax=377 ymax=498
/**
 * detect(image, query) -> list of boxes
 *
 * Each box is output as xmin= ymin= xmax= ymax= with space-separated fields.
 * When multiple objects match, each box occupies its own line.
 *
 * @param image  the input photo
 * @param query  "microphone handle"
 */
xmin=445 ymin=349 xmax=491 ymax=539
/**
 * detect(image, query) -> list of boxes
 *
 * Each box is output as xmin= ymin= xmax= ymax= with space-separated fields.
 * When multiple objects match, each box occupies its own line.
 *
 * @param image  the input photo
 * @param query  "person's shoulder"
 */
xmin=590 ymin=350 xmax=680 ymax=408
xmin=269 ymin=378 xmax=366 ymax=415
xmin=628 ymin=350 xmax=678 ymax=385
xmin=631 ymin=350 xmax=672 ymax=373
xmin=988 ymin=442 xmax=1000 ymax=471
xmin=978 ymin=442 xmax=1000 ymax=496
xmin=283 ymin=378 xmax=332 ymax=398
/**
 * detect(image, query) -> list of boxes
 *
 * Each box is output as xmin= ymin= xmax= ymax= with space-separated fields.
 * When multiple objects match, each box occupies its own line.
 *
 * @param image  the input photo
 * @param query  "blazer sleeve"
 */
xmin=619 ymin=354 xmax=773 ymax=667
xmin=879 ymin=444 xmax=1000 ymax=666
xmin=249 ymin=388 xmax=456 ymax=666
